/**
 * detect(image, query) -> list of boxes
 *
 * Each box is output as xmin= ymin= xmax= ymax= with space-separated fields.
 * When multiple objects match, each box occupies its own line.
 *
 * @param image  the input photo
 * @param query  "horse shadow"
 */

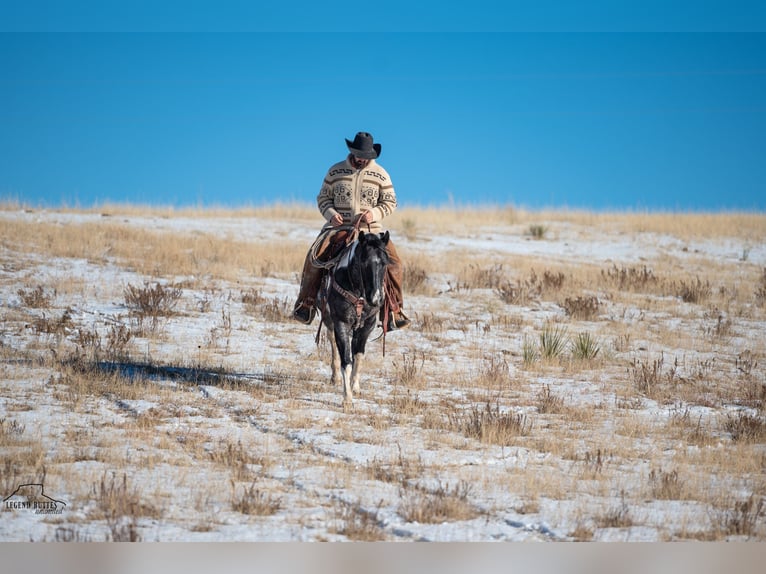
xmin=89 ymin=360 xmax=287 ymax=389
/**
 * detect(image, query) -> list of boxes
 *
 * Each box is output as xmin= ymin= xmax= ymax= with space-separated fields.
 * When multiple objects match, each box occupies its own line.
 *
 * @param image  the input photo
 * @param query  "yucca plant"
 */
xmin=522 ymin=334 xmax=539 ymax=367
xmin=539 ymin=323 xmax=568 ymax=361
xmin=571 ymin=332 xmax=600 ymax=361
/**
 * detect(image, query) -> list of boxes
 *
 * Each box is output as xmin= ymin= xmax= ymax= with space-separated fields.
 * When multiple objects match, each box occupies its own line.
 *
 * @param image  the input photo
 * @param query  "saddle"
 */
xmin=309 ymin=227 xmax=355 ymax=268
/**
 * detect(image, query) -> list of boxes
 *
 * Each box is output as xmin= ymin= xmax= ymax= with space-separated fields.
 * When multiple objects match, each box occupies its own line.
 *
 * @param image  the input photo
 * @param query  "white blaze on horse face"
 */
xmin=369 ymin=286 xmax=382 ymax=307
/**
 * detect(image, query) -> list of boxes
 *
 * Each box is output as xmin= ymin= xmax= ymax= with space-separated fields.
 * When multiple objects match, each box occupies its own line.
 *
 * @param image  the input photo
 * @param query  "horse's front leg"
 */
xmin=350 ymin=316 xmax=377 ymax=394
xmin=333 ymin=322 xmax=355 ymax=403
xmin=351 ymin=353 xmax=363 ymax=394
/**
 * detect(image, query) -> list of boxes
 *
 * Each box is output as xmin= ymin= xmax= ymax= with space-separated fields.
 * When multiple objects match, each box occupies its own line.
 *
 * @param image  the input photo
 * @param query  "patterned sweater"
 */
xmin=317 ymin=156 xmax=397 ymax=233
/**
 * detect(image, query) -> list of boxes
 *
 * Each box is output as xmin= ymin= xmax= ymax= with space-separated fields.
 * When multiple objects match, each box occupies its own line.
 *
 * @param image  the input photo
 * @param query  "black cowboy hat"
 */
xmin=345 ymin=132 xmax=381 ymax=159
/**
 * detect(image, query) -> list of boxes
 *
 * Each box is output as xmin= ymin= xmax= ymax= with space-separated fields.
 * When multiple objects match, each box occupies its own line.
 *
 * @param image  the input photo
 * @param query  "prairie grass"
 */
xmin=535 ymin=385 xmax=566 ymax=414
xmin=87 ymin=471 xmax=162 ymax=540
xmin=332 ymin=499 xmax=386 ymax=541
xmin=2 ymin=203 xmax=766 ymax=541
xmin=230 ymin=480 xmax=282 ymax=516
xmin=124 ymin=282 xmax=183 ymax=331
xmin=0 ymin=216 xmax=303 ymax=281
xmin=398 ymin=481 xmax=479 ymax=523
xmin=448 ymin=401 xmax=533 ymax=446
xmin=17 ymin=285 xmax=53 ymax=308
xmin=563 ymin=295 xmax=601 ymax=320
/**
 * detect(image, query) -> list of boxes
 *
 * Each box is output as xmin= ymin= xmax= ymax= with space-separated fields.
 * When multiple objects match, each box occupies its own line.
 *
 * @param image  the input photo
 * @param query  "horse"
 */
xmin=316 ymin=230 xmax=391 ymax=403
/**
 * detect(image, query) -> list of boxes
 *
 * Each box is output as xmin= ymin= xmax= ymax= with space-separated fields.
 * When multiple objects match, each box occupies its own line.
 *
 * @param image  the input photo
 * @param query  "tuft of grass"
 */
xmin=105 ymin=323 xmax=132 ymax=359
xmin=522 ymin=334 xmax=539 ymax=368
xmin=571 ymin=332 xmax=601 ymax=362
xmin=230 ymin=480 xmax=282 ymax=516
xmin=540 ymin=269 xmax=566 ymax=292
xmin=32 ymin=307 xmax=75 ymax=336
xmin=477 ymin=354 xmax=511 ymax=388
xmin=123 ymin=282 xmax=182 ymax=329
xmin=526 ymin=224 xmax=547 ymax=240
xmin=724 ymin=411 xmax=766 ymax=443
xmin=242 ymin=289 xmax=292 ymax=323
xmin=391 ymin=352 xmax=426 ymax=387
xmin=539 ymin=323 xmax=568 ymax=361
xmin=241 ymin=287 xmax=266 ymax=313
xmin=536 ymin=385 xmax=565 ymax=414
xmin=496 ymin=281 xmax=532 ymax=305
xmin=333 ymin=500 xmax=386 ymax=541
xmin=665 ymin=405 xmax=715 ymax=446
xmin=496 ymin=270 xmax=557 ymax=305
xmin=704 ymin=313 xmax=733 ymax=342
xmin=562 ymin=296 xmax=600 ymax=320
xmin=649 ymin=468 xmax=683 ymax=500
xmin=209 ymin=439 xmax=268 ymax=481
xmin=18 ymin=285 xmax=53 ymax=308
xmin=398 ymin=481 xmax=479 ymax=524
xmin=628 ymin=354 xmax=678 ymax=401
xmin=596 ymin=491 xmax=633 ymax=528
xmin=710 ymin=495 xmax=765 ymax=539
xmin=417 ymin=311 xmax=446 ymax=334
xmin=389 ymin=390 xmax=427 ymax=418
xmin=601 ymin=264 xmax=659 ymax=292
xmin=260 ymin=296 xmax=293 ymax=323
xmin=450 ymin=401 xmax=532 ymax=446
xmin=460 ymin=263 xmax=505 ymax=290
xmin=676 ymin=277 xmax=712 ymax=304
xmin=403 ymin=263 xmax=429 ymax=295
xmin=755 ymin=268 xmax=766 ymax=307
xmin=90 ymin=471 xmax=159 ymax=540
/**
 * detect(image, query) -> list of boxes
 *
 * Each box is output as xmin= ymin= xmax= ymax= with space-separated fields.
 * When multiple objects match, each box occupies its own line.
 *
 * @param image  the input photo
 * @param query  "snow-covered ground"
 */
xmin=1 ymin=207 xmax=764 ymax=542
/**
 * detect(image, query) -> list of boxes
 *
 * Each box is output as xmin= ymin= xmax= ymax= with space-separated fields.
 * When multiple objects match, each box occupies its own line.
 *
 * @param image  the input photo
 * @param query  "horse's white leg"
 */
xmin=342 ymin=364 xmax=354 ymax=403
xmin=351 ymin=352 xmax=363 ymax=393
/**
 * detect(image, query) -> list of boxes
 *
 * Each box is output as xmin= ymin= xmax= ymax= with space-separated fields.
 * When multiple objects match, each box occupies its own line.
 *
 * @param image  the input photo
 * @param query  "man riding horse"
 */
xmin=292 ymin=131 xmax=410 ymax=331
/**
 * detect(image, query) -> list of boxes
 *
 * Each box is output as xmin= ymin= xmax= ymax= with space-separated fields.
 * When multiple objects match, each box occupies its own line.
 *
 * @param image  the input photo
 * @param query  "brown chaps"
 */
xmin=294 ymin=237 xmax=404 ymax=316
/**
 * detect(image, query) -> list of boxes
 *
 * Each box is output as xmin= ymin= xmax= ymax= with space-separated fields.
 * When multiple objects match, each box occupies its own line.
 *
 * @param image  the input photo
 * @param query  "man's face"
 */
xmin=351 ymin=155 xmax=370 ymax=169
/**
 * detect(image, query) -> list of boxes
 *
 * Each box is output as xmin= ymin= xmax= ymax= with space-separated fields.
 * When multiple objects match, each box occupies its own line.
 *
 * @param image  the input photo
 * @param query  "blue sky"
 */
xmin=1 ymin=6 xmax=765 ymax=211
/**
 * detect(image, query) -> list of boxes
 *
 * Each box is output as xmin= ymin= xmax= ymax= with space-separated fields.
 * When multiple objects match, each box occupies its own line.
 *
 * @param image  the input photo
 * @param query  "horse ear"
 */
xmin=358 ymin=230 xmax=366 ymax=243
xmin=381 ymin=231 xmax=390 ymax=245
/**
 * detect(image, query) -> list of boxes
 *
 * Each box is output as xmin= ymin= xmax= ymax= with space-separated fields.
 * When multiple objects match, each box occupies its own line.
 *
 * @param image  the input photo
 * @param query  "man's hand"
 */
xmin=331 ymin=213 xmax=343 ymax=227
xmin=358 ymin=211 xmax=373 ymax=224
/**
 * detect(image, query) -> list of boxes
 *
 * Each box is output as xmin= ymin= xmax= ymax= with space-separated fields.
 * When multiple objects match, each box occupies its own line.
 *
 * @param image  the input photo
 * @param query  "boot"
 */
xmin=293 ymin=250 xmax=324 ymax=325
xmin=383 ymin=240 xmax=409 ymax=330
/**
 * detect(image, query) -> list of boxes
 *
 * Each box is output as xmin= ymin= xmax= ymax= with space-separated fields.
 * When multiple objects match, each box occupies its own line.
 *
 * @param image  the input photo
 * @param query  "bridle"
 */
xmin=331 ymin=273 xmax=367 ymax=328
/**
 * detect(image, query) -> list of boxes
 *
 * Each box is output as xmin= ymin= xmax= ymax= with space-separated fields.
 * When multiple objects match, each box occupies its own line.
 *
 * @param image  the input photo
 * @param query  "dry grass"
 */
xmin=230 ymin=480 xmax=282 ymax=516
xmin=398 ymin=481 xmax=479 ymax=524
xmin=332 ymin=499 xmax=386 ymax=541
xmin=448 ymin=400 xmax=533 ymax=446
xmin=1 ymin=203 xmax=765 ymax=541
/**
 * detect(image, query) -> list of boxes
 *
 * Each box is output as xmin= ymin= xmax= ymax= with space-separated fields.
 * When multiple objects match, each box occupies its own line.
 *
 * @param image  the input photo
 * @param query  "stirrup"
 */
xmin=386 ymin=310 xmax=410 ymax=331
